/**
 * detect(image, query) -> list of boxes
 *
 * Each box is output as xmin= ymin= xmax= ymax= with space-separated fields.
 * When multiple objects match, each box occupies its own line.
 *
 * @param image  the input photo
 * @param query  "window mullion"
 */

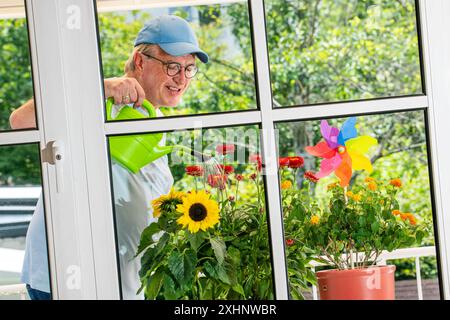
xmin=250 ymin=0 xmax=289 ymax=300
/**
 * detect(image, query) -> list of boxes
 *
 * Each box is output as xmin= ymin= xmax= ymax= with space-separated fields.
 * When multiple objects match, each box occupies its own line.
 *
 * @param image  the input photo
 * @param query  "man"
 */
xmin=10 ymin=15 xmax=208 ymax=300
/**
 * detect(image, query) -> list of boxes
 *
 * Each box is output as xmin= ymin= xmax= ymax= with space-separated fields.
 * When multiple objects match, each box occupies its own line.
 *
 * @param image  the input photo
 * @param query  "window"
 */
xmin=2 ymin=0 xmax=448 ymax=301
xmin=0 ymin=3 xmax=52 ymax=300
xmin=276 ymin=110 xmax=441 ymax=300
xmin=265 ymin=0 xmax=423 ymax=107
xmin=96 ymin=0 xmax=257 ymax=118
xmin=108 ymin=124 xmax=275 ymax=299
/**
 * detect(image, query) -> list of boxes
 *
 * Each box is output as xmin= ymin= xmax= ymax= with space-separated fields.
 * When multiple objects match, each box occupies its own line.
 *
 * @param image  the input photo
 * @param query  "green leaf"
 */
xmin=135 ymin=223 xmax=160 ymax=257
xmin=168 ymin=249 xmax=197 ymax=288
xmin=210 ymin=237 xmax=227 ymax=264
xmin=232 ymin=283 xmax=245 ymax=297
xmin=145 ymin=269 xmax=164 ymax=300
xmin=188 ymin=231 xmax=207 ymax=252
xmin=371 ymin=221 xmax=380 ymax=233
xmin=162 ymin=274 xmax=180 ymax=300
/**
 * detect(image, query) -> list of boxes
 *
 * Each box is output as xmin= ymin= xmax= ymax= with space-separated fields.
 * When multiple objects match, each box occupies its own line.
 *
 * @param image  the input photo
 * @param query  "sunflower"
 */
xmin=176 ymin=190 xmax=220 ymax=233
xmin=151 ymin=188 xmax=185 ymax=218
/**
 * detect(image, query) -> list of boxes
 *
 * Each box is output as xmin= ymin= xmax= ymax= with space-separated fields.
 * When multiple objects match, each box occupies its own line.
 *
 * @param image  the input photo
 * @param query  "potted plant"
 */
xmin=135 ymin=146 xmax=315 ymax=300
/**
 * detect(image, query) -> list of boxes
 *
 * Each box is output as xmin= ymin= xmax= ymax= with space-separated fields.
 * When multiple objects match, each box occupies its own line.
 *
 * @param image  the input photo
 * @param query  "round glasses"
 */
xmin=141 ymin=52 xmax=198 ymax=79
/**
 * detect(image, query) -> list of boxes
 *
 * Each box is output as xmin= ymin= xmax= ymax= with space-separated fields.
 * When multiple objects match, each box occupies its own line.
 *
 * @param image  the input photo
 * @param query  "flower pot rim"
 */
xmin=316 ymin=265 xmax=396 ymax=277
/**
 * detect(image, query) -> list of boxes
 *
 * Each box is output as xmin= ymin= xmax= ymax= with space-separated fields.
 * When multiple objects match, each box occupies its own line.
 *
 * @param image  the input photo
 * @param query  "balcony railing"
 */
xmin=309 ymin=246 xmax=437 ymax=300
xmin=0 ymin=283 xmax=27 ymax=300
xmin=0 ymin=246 xmax=437 ymax=299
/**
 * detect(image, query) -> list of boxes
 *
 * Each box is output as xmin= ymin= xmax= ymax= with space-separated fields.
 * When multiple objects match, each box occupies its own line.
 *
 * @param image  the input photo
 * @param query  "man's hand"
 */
xmin=104 ymin=77 xmax=146 ymax=107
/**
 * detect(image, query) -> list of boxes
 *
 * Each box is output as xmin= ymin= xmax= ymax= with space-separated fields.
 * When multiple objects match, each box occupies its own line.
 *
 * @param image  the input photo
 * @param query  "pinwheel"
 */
xmin=305 ymin=117 xmax=378 ymax=187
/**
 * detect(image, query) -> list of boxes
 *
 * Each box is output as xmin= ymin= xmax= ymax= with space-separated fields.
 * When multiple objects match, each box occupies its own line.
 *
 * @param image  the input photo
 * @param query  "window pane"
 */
xmin=108 ymin=125 xmax=274 ymax=299
xmin=276 ymin=110 xmax=440 ymax=300
xmin=0 ymin=7 xmax=36 ymax=131
xmin=97 ymin=1 xmax=257 ymax=119
xmin=0 ymin=144 xmax=51 ymax=300
xmin=265 ymin=0 xmax=423 ymax=107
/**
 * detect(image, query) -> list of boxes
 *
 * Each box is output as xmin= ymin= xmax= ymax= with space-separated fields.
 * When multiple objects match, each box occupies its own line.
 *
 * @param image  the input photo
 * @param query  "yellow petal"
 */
xmin=348 ymin=151 xmax=373 ymax=173
xmin=346 ymin=135 xmax=377 ymax=154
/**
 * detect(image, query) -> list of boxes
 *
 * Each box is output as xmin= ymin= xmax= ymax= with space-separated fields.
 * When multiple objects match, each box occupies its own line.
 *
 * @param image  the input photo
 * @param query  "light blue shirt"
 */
xmin=21 ymin=193 xmax=50 ymax=293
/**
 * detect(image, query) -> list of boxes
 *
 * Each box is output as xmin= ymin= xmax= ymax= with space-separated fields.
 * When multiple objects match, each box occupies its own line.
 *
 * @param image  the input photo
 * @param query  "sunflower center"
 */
xmin=189 ymin=203 xmax=208 ymax=222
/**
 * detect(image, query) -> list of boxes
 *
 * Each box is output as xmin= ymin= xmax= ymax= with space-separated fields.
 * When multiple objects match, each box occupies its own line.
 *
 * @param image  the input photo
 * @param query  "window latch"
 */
xmin=42 ymin=140 xmax=65 ymax=193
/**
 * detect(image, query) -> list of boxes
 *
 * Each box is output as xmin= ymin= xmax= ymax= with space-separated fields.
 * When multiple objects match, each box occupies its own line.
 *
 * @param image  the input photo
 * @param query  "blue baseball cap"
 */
xmin=134 ymin=15 xmax=209 ymax=63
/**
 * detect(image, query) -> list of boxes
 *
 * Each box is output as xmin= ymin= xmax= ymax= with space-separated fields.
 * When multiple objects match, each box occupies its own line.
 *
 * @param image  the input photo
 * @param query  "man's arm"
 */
xmin=9 ymin=98 xmax=36 ymax=129
xmin=9 ymin=77 xmax=146 ymax=130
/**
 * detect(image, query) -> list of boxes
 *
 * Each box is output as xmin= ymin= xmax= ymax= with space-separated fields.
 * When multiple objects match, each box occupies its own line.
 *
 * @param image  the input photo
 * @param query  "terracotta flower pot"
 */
xmin=316 ymin=265 xmax=396 ymax=300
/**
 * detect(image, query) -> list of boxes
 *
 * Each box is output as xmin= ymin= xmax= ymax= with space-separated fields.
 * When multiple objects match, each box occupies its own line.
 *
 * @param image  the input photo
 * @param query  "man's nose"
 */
xmin=174 ymin=68 xmax=187 ymax=84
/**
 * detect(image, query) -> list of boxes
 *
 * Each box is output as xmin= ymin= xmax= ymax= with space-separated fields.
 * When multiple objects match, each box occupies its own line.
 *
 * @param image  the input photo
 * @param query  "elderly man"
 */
xmin=10 ymin=15 xmax=208 ymax=300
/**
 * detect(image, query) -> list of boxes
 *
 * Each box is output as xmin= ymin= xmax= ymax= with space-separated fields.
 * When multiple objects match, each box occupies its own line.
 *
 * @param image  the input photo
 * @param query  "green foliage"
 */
xmin=0 ymin=143 xmax=41 ymax=186
xmin=262 ymin=0 xmax=421 ymax=106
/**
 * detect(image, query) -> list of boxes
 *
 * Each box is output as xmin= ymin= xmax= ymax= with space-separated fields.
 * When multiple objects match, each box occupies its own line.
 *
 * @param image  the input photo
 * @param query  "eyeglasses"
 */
xmin=140 ymin=52 xmax=198 ymax=79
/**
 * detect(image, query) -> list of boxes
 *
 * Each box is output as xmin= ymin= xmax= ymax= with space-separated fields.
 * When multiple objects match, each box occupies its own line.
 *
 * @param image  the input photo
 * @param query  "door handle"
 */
xmin=42 ymin=140 xmax=65 ymax=193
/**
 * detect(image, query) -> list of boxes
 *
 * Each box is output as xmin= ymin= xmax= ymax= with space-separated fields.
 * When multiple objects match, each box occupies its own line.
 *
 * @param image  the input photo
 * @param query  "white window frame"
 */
xmin=2 ymin=0 xmax=449 ymax=300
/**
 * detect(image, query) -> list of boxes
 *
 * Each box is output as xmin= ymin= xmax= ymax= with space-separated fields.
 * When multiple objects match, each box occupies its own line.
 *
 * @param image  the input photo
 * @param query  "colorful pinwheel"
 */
xmin=305 ymin=117 xmax=378 ymax=187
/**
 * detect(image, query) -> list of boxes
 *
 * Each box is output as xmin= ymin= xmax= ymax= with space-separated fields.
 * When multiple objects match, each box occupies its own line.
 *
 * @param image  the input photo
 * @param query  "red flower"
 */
xmin=249 ymin=173 xmax=257 ymax=180
xmin=185 ymin=165 xmax=204 ymax=177
xmin=235 ymin=174 xmax=244 ymax=181
xmin=288 ymin=156 xmax=304 ymax=169
xmin=216 ymin=144 xmax=235 ymax=155
xmin=219 ymin=164 xmax=234 ymax=175
xmin=286 ymin=239 xmax=295 ymax=246
xmin=228 ymin=195 xmax=235 ymax=202
xmin=207 ymin=174 xmax=227 ymax=189
xmin=279 ymin=157 xmax=290 ymax=168
xmin=249 ymin=154 xmax=262 ymax=171
xmin=304 ymin=171 xmax=319 ymax=183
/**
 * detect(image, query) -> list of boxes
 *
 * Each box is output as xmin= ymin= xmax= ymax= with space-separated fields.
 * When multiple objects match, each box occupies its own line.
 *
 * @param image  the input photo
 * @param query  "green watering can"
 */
xmin=106 ymin=97 xmax=174 ymax=173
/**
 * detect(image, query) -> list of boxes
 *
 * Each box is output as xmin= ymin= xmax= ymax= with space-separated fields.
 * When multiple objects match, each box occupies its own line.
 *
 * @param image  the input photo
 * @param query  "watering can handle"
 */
xmin=105 ymin=97 xmax=157 ymax=121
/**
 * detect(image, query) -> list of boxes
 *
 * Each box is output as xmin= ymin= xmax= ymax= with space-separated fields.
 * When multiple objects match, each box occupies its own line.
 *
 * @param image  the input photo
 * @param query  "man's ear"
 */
xmin=134 ymin=52 xmax=144 ymax=73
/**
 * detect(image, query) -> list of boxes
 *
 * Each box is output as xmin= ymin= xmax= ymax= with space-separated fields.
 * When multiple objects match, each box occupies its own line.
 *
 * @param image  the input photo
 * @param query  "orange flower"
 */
xmin=346 ymin=191 xmax=354 ymax=197
xmin=403 ymin=213 xmax=417 ymax=225
xmin=352 ymin=194 xmax=362 ymax=202
xmin=368 ymin=182 xmax=377 ymax=191
xmin=365 ymin=177 xmax=375 ymax=183
xmin=310 ymin=215 xmax=320 ymax=225
xmin=390 ymin=178 xmax=402 ymax=188
xmin=392 ymin=209 xmax=401 ymax=216
xmin=327 ymin=182 xmax=338 ymax=190
xmin=281 ymin=180 xmax=293 ymax=190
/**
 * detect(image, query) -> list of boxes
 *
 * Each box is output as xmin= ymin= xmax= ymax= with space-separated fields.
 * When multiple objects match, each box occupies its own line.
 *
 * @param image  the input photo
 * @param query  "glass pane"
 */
xmin=108 ymin=125 xmax=274 ymax=299
xmin=96 ymin=1 xmax=257 ymax=119
xmin=0 ymin=6 xmax=37 ymax=131
xmin=0 ymin=144 xmax=51 ymax=300
xmin=265 ymin=0 xmax=423 ymax=107
xmin=275 ymin=110 xmax=440 ymax=300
